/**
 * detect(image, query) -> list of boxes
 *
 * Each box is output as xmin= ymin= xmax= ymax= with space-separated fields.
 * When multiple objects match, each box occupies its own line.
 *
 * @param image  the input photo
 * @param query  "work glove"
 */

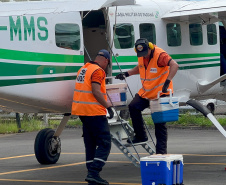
xmin=107 ymin=107 xmax=114 ymax=119
xmin=162 ymin=79 xmax=171 ymax=93
xmin=115 ymin=72 xmax=129 ymax=80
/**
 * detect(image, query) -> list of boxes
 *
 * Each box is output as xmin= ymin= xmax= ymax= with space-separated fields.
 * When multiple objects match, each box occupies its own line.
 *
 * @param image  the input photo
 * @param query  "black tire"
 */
xmin=120 ymin=109 xmax=130 ymax=120
xmin=207 ymin=103 xmax=215 ymax=114
xmin=34 ymin=128 xmax=60 ymax=164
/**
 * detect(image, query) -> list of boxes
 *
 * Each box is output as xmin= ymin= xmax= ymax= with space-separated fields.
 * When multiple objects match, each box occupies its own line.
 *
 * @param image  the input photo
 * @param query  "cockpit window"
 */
xmin=139 ymin=23 xmax=156 ymax=44
xmin=166 ymin=23 xmax=181 ymax=47
xmin=55 ymin=23 xmax=80 ymax=50
xmin=189 ymin=23 xmax=203 ymax=46
xmin=207 ymin=24 xmax=217 ymax=45
xmin=113 ymin=23 xmax=135 ymax=49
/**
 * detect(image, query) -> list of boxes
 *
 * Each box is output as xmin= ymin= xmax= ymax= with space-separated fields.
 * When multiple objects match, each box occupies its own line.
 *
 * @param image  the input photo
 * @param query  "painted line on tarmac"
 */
xmin=0 ymin=162 xmax=86 ymax=176
xmin=1 ymin=153 xmax=226 ymax=161
xmin=0 ymin=179 xmax=141 ymax=185
xmin=0 ymin=161 xmax=130 ymax=176
xmin=0 ymin=154 xmax=34 ymax=160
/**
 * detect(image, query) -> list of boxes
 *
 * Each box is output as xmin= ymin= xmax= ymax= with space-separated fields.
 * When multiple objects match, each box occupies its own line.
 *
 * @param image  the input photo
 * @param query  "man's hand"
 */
xmin=107 ymin=107 xmax=114 ymax=119
xmin=115 ymin=72 xmax=129 ymax=80
xmin=162 ymin=79 xmax=171 ymax=93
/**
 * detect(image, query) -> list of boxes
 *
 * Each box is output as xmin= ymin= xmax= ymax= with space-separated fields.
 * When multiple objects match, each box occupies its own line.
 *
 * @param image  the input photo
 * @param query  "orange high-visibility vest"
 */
xmin=138 ymin=47 xmax=173 ymax=99
xmin=71 ymin=62 xmax=107 ymax=116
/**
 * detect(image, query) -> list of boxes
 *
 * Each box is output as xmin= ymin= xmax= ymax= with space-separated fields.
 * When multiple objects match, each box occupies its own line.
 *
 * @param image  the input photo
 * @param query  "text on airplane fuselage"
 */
xmin=3 ymin=16 xmax=49 ymax=41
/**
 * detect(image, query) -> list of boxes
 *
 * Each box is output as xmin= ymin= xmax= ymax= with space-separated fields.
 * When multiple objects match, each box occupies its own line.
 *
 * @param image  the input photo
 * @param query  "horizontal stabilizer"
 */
xmin=197 ymin=74 xmax=226 ymax=94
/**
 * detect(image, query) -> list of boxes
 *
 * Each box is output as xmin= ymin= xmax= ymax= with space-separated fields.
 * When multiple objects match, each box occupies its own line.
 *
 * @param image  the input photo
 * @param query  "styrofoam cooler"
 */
xmin=106 ymin=83 xmax=127 ymax=107
xmin=150 ymin=90 xmax=179 ymax=123
xmin=140 ymin=154 xmax=184 ymax=185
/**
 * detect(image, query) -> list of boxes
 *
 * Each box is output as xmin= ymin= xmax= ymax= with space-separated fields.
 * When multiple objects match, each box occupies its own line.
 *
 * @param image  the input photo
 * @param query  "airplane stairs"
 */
xmin=108 ymin=118 xmax=155 ymax=167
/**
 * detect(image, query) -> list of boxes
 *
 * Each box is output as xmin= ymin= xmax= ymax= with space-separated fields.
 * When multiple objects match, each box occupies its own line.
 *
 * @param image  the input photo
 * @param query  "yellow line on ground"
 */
xmin=0 ymin=179 xmax=141 ymax=185
xmin=0 ymin=161 xmax=133 ymax=176
xmin=1 ymin=153 xmax=226 ymax=161
xmin=0 ymin=154 xmax=35 ymax=160
xmin=0 ymin=162 xmax=86 ymax=176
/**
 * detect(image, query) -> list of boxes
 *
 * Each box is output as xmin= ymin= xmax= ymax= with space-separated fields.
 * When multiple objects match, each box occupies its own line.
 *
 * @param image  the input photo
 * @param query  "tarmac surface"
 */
xmin=0 ymin=128 xmax=226 ymax=185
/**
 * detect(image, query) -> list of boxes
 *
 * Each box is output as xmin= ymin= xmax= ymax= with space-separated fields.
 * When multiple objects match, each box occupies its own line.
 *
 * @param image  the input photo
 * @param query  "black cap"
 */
xmin=135 ymin=38 xmax=149 ymax=57
xmin=97 ymin=49 xmax=110 ymax=60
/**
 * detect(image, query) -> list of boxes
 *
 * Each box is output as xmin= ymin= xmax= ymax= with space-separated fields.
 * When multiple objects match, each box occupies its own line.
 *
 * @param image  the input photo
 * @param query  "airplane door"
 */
xmin=82 ymin=9 xmax=109 ymax=63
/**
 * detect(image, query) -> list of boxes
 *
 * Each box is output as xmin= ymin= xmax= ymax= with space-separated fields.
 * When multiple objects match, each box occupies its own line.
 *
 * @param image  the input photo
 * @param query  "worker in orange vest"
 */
xmin=115 ymin=38 xmax=178 ymax=154
xmin=72 ymin=49 xmax=114 ymax=185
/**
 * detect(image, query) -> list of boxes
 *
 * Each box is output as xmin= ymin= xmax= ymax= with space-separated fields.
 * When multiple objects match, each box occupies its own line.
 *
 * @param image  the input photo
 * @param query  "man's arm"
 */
xmin=127 ymin=65 xmax=139 ymax=76
xmin=167 ymin=59 xmax=178 ymax=80
xmin=92 ymin=83 xmax=111 ymax=108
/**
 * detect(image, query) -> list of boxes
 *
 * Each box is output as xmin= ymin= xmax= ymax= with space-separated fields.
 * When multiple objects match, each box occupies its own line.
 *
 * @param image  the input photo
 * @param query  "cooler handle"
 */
xmin=176 ymin=161 xmax=181 ymax=185
xmin=173 ymin=160 xmax=177 ymax=185
xmin=145 ymin=162 xmax=160 ymax=167
xmin=157 ymin=89 xmax=174 ymax=107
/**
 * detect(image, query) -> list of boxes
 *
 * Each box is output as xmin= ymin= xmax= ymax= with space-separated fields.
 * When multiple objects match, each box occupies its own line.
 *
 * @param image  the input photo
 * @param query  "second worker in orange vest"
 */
xmin=72 ymin=49 xmax=113 ymax=185
xmin=115 ymin=38 xmax=178 ymax=154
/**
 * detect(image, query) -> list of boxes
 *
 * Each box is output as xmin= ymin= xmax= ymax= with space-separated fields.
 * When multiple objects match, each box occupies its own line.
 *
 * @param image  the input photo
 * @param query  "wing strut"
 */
xmin=197 ymin=74 xmax=226 ymax=94
xmin=187 ymin=99 xmax=226 ymax=138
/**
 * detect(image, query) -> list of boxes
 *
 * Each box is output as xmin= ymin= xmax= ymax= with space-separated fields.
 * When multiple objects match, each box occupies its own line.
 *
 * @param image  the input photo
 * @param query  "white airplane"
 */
xmin=1 ymin=0 xmax=226 ymax=164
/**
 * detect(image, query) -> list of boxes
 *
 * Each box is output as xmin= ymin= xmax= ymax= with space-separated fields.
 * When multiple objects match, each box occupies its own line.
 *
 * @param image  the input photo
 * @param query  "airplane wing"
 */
xmin=162 ymin=0 xmax=226 ymax=25
xmin=0 ymin=0 xmax=136 ymax=16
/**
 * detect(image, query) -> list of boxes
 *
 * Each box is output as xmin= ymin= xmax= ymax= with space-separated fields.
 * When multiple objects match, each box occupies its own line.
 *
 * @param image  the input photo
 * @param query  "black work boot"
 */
xmin=127 ymin=135 xmax=148 ymax=144
xmin=85 ymin=172 xmax=109 ymax=185
xmin=88 ymin=182 xmax=97 ymax=185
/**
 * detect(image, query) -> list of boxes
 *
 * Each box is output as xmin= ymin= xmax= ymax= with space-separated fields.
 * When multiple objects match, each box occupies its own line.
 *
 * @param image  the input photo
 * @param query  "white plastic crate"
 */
xmin=106 ymin=83 xmax=127 ymax=107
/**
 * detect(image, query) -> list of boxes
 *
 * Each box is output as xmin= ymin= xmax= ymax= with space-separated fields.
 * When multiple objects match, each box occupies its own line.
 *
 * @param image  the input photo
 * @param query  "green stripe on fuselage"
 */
xmin=0 ymin=62 xmax=80 ymax=76
xmin=0 ymin=48 xmax=84 ymax=63
xmin=0 ymin=76 xmax=76 ymax=87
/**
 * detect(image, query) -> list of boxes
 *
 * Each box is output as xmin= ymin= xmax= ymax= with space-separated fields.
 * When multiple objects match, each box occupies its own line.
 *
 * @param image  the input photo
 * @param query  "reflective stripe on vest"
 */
xmin=138 ymin=47 xmax=173 ymax=99
xmin=71 ymin=63 xmax=107 ymax=116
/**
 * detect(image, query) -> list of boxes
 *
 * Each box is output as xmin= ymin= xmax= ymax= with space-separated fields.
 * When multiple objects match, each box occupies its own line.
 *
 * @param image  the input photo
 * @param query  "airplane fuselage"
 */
xmin=0 ymin=0 xmax=225 ymax=113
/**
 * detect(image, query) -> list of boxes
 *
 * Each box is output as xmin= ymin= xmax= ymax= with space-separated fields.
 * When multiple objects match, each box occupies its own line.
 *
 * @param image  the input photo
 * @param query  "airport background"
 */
xmin=0 ymin=0 xmax=225 ymax=133
xmin=0 ymin=98 xmax=226 ymax=134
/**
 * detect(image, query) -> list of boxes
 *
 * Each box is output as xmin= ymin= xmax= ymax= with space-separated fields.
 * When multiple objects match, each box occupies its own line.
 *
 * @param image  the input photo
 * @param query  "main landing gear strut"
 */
xmin=34 ymin=113 xmax=71 ymax=164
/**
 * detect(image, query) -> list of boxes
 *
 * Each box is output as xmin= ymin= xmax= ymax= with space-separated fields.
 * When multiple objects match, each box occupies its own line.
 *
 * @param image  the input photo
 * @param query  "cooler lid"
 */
xmin=140 ymin=154 xmax=183 ymax=162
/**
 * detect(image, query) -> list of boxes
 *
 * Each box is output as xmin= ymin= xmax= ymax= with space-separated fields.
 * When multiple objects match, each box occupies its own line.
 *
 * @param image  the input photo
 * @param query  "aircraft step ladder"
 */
xmin=108 ymin=118 xmax=155 ymax=167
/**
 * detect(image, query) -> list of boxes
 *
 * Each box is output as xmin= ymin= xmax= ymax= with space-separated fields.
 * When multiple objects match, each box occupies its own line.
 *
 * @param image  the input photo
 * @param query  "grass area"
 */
xmin=0 ymin=113 xmax=226 ymax=134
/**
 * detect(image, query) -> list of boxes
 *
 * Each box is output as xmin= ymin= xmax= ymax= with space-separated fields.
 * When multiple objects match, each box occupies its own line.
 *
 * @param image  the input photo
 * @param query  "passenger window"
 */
xmin=166 ymin=23 xmax=181 ymax=47
xmin=113 ymin=23 xmax=135 ymax=49
xmin=55 ymin=23 xmax=80 ymax=50
xmin=139 ymin=23 xmax=156 ymax=44
xmin=207 ymin=24 xmax=217 ymax=45
xmin=189 ymin=24 xmax=203 ymax=46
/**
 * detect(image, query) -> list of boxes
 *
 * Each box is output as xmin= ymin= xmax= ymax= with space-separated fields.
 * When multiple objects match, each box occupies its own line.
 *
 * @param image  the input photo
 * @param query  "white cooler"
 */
xmin=150 ymin=90 xmax=179 ymax=123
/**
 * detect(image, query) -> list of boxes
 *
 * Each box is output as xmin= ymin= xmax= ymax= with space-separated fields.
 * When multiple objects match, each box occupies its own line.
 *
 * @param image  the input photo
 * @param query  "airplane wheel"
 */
xmin=207 ymin=103 xmax=215 ymax=114
xmin=34 ymin=128 xmax=61 ymax=164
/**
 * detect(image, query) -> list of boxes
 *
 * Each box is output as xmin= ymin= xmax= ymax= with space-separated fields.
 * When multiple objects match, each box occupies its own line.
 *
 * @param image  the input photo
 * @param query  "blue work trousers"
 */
xmin=128 ymin=93 xmax=168 ymax=154
xmin=79 ymin=115 xmax=111 ymax=173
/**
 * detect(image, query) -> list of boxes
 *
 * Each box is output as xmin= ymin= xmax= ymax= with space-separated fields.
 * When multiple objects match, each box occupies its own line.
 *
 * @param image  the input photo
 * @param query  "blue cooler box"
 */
xmin=140 ymin=155 xmax=183 ymax=185
xmin=150 ymin=95 xmax=179 ymax=124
